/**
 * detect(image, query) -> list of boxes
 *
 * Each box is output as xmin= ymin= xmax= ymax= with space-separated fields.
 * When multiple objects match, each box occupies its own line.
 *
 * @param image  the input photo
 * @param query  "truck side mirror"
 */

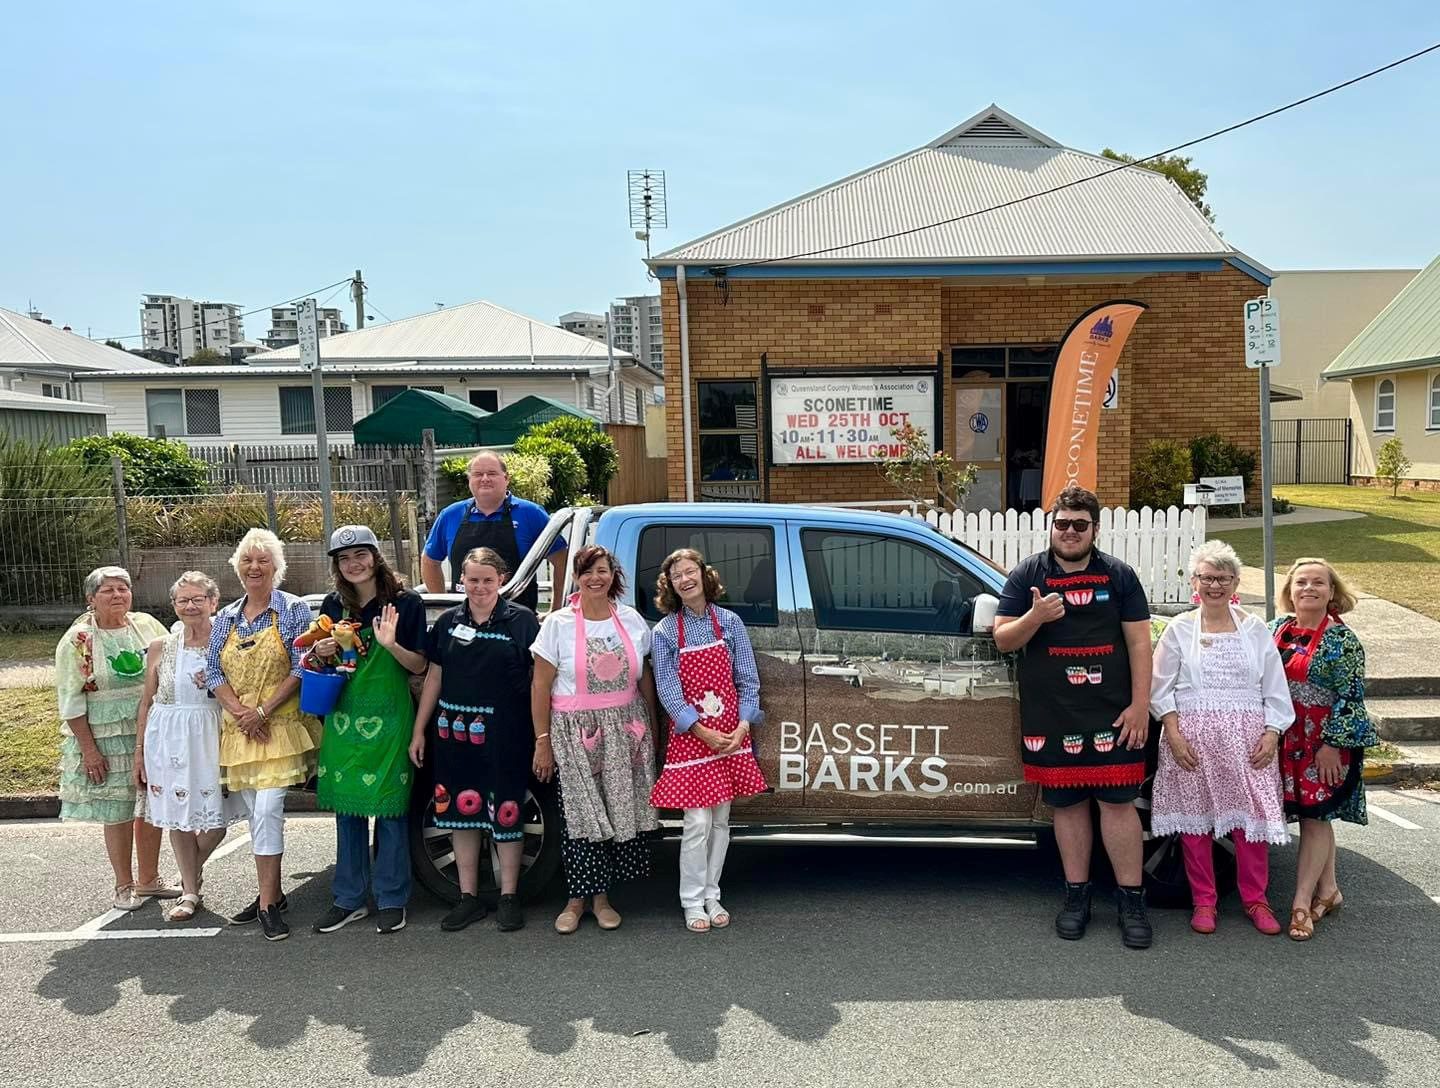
xmin=972 ymin=593 xmax=999 ymax=635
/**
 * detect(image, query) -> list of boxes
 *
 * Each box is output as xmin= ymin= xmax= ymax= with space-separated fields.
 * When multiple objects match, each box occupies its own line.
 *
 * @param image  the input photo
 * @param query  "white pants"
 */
xmin=236 ymin=788 xmax=286 ymax=856
xmin=679 ymin=801 xmax=731 ymax=909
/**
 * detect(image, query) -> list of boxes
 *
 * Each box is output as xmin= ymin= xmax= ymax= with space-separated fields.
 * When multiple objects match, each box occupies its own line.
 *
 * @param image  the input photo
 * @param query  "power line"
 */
xmin=99 ymin=276 xmax=354 ymax=346
xmin=716 ymin=40 xmax=1440 ymax=272
xmin=361 ymin=293 xmax=397 ymax=325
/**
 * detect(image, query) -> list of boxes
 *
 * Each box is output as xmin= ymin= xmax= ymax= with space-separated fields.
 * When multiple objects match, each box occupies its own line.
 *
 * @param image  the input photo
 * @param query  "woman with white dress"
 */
xmin=135 ymin=572 xmax=233 ymax=921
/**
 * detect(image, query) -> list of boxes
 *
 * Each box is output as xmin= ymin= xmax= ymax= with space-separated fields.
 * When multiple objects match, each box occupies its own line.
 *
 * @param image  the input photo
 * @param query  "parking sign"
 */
xmin=1244 ymin=296 xmax=1280 ymax=369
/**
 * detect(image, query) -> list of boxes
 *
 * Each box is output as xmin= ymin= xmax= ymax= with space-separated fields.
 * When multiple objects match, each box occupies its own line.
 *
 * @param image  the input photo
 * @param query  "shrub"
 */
xmin=528 ymin=416 xmax=619 ymax=498
xmin=511 ymin=435 xmax=587 ymax=508
xmin=280 ymin=494 xmax=393 ymax=542
xmin=64 ymin=433 xmax=209 ymax=495
xmin=1188 ymin=433 xmax=1256 ymax=489
xmin=1376 ymin=437 xmax=1411 ymax=497
xmin=1130 ymin=439 xmax=1192 ymax=509
xmin=439 ymin=452 xmax=553 ymax=508
xmin=125 ymin=491 xmax=394 ymax=548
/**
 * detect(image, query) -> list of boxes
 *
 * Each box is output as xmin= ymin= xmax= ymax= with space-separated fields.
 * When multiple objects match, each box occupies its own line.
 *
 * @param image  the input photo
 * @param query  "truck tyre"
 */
xmin=409 ymin=775 xmax=563 ymax=908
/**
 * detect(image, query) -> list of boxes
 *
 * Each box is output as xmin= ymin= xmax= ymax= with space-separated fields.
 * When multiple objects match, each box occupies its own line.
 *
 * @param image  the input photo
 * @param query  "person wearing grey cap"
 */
xmin=310 ymin=525 xmax=429 ymax=936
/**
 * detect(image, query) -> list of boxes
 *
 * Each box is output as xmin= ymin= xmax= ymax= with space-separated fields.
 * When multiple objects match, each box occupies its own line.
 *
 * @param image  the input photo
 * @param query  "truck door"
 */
xmin=630 ymin=518 xmax=804 ymax=812
xmin=788 ymin=522 xmax=1035 ymax=819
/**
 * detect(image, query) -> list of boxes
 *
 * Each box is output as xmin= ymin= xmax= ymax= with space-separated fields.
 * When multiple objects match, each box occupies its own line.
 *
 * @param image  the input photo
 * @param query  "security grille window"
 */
xmin=697 ymin=381 xmax=759 ymax=482
xmin=1376 ymin=379 xmax=1396 ymax=432
xmin=952 ymin=345 xmax=1057 ymax=380
xmin=634 ymin=523 xmax=777 ymax=626
xmin=469 ymin=389 xmax=499 ymax=412
xmin=372 ymin=384 xmax=444 ymax=409
xmin=280 ymin=386 xmax=355 ymax=434
xmin=145 ymin=388 xmax=220 ymax=436
xmin=800 ymin=528 xmax=985 ymax=635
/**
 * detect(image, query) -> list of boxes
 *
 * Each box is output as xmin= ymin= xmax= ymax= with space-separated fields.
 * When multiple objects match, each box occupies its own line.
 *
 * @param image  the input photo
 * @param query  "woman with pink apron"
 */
xmin=532 ymin=547 xmax=659 ymax=935
xmin=649 ymin=548 xmax=767 ymax=933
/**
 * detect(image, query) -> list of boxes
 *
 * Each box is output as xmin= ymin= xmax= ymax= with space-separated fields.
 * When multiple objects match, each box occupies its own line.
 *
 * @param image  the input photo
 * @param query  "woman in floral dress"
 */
xmin=1269 ymin=557 xmax=1377 ymax=941
xmin=1150 ymin=542 xmax=1293 ymax=937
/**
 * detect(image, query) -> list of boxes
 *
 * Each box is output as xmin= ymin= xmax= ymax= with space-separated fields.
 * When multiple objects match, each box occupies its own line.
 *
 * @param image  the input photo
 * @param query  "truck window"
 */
xmin=800 ymin=528 xmax=984 ymax=635
xmin=635 ymin=524 xmax=778 ymax=627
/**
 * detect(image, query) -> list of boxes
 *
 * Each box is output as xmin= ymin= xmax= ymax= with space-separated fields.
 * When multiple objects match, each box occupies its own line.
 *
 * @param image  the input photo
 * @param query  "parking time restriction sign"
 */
xmin=1244 ymin=296 xmax=1280 ymax=369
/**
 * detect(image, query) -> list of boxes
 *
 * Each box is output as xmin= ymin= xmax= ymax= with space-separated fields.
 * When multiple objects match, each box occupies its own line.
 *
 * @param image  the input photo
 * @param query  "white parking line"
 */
xmin=1368 ymin=803 xmax=1424 ymax=831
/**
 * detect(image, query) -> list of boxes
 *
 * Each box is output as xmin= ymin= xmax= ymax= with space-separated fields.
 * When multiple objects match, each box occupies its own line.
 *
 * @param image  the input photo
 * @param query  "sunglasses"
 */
xmin=1051 ymin=518 xmax=1093 ymax=532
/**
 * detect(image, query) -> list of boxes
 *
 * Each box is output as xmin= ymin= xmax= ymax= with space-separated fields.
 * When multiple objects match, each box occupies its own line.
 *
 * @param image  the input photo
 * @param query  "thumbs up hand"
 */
xmin=1030 ymin=585 xmax=1065 ymax=624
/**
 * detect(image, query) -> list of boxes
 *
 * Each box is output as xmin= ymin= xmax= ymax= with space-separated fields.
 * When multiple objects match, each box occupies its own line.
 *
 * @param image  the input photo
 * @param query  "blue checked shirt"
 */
xmin=652 ymin=605 xmax=764 ymax=732
xmin=205 ymin=589 xmax=314 ymax=690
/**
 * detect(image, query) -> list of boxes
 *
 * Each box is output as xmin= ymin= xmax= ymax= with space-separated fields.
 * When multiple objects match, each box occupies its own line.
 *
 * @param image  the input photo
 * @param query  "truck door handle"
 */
xmin=812 ymin=664 xmax=862 ymax=686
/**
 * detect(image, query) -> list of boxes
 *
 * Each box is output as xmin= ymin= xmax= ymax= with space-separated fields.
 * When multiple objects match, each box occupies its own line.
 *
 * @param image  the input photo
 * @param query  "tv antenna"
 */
xmin=627 ymin=169 xmax=667 ymax=264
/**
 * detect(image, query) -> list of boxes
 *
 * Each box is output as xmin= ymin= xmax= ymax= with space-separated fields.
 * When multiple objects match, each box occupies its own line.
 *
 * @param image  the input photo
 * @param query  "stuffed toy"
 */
xmin=293 ymin=614 xmax=334 ymax=651
xmin=332 ymin=619 xmax=367 ymax=674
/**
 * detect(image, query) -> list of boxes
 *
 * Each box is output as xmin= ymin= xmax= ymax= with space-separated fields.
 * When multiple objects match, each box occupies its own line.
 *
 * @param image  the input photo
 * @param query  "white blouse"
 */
xmin=1150 ymin=605 xmax=1295 ymax=733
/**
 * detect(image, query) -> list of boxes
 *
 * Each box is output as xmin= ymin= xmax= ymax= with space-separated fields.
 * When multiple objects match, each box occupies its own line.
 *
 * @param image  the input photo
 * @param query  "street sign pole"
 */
xmin=1244 ymin=295 xmax=1281 ymax=620
xmin=297 ymin=299 xmax=335 ymax=542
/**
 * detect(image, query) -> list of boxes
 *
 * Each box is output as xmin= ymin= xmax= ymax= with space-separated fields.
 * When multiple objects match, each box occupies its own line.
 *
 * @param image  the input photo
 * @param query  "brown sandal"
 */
xmin=1288 ymin=907 xmax=1315 ymax=941
xmin=1310 ymin=889 xmax=1343 ymax=922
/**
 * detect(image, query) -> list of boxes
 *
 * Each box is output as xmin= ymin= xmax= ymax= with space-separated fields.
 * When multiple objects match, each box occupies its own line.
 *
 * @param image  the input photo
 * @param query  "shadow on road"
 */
xmin=33 ymin=839 xmax=1440 ymax=1078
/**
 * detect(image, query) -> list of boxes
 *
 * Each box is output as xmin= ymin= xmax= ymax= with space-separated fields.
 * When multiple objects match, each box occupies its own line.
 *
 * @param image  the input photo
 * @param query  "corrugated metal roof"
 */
xmin=652 ymin=105 xmax=1235 ymax=267
xmin=96 ymin=362 xmax=617 ymax=380
xmin=1322 ymin=255 xmax=1440 ymax=379
xmin=251 ymin=299 xmax=634 ymax=365
xmin=0 ymin=307 xmax=170 ymax=372
xmin=0 ymin=388 xmax=110 ymax=412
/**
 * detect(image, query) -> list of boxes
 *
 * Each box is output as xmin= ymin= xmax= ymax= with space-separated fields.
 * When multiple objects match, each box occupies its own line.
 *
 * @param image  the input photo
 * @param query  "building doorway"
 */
xmin=952 ymin=346 xmax=1055 ymax=513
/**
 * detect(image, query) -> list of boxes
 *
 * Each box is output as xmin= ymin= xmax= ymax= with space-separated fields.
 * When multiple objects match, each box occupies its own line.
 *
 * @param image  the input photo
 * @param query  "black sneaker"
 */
xmin=313 ymin=905 xmax=370 ymax=934
xmin=230 ymin=892 xmax=289 ymax=926
xmin=440 ymin=893 xmax=487 ymax=932
xmin=1055 ymin=881 xmax=1092 ymax=940
xmin=260 ymin=904 xmax=290 ymax=942
xmin=375 ymin=907 xmax=407 ymax=934
xmin=1116 ymin=886 xmax=1153 ymax=949
xmin=496 ymin=893 xmax=524 ymax=932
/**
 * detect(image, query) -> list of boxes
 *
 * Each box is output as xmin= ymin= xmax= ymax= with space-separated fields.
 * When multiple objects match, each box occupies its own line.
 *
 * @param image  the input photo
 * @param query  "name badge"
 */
xmin=451 ymin=624 xmax=477 ymax=644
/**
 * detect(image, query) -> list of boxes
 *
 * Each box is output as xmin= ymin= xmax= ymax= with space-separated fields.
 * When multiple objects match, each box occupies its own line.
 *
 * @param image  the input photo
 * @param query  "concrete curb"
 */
xmin=0 ymin=788 xmax=321 ymax=821
xmin=1364 ymin=762 xmax=1440 ymax=788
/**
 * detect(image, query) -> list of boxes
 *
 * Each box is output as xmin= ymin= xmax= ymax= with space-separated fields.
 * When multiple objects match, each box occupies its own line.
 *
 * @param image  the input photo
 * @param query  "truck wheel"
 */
xmin=1135 ymin=773 xmax=1237 ymax=908
xmin=409 ymin=778 xmax=562 ymax=907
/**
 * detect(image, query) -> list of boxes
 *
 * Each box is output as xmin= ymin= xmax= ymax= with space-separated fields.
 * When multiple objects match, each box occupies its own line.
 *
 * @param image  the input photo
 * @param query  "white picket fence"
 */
xmin=919 ymin=506 xmax=1209 ymax=604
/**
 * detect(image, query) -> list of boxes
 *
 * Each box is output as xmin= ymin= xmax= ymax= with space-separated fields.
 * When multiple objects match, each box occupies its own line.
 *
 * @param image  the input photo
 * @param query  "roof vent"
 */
xmin=957 ymin=114 xmax=1030 ymax=140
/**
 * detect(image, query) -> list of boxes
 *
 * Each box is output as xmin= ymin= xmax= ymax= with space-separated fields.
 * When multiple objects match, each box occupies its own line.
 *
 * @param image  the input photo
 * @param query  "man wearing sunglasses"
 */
xmin=993 ymin=484 xmax=1154 ymax=949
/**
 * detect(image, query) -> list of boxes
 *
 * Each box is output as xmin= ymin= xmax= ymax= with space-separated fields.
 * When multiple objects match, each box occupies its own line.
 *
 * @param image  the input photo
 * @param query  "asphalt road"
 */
xmin=3 ymin=789 xmax=1438 ymax=1087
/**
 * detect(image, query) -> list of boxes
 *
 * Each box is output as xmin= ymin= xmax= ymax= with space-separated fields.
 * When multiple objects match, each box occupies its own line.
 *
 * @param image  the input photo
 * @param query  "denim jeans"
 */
xmin=332 ymin=815 xmax=411 ymax=911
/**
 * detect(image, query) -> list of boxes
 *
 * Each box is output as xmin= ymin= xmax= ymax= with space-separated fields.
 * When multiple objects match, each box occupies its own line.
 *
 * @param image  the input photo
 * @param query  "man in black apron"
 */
xmin=994 ymin=485 xmax=1155 ymax=948
xmin=421 ymin=450 xmax=567 ymax=613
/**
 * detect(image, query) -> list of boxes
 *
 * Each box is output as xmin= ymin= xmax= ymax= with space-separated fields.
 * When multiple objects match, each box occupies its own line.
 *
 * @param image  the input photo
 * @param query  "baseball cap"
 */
xmin=328 ymin=525 xmax=381 ymax=556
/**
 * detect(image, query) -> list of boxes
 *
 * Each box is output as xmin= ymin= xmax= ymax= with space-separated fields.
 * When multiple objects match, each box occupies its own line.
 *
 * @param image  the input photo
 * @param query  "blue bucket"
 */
xmin=299 ymin=669 xmax=347 ymax=717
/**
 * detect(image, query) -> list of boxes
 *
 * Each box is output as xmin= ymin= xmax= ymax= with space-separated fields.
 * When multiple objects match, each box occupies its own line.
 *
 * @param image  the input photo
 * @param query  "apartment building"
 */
xmin=140 ymin=295 xmax=244 ymax=361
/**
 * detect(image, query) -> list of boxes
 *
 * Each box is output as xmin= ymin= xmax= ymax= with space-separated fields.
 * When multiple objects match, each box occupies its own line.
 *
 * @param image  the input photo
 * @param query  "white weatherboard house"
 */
xmin=90 ymin=299 xmax=662 ymax=444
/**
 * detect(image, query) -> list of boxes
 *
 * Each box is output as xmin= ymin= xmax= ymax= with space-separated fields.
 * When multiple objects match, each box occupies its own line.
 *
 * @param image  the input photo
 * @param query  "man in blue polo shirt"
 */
xmin=422 ymin=450 xmax=567 ymax=612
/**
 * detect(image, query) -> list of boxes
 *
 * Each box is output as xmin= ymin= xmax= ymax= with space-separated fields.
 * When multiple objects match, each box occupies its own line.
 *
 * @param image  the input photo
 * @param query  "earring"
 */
xmin=1191 ymin=592 xmax=1202 ymax=605
xmin=1229 ymin=594 xmax=1241 ymax=605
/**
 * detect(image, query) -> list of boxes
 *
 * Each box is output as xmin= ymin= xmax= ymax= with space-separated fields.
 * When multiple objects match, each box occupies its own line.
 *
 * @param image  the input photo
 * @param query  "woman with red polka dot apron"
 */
xmin=649 ymin=549 xmax=767 ymax=933
xmin=410 ymin=547 xmax=538 ymax=935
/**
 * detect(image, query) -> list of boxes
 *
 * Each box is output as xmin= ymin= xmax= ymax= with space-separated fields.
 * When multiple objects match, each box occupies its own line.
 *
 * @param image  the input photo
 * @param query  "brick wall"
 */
xmin=662 ymin=266 xmax=1262 ymax=507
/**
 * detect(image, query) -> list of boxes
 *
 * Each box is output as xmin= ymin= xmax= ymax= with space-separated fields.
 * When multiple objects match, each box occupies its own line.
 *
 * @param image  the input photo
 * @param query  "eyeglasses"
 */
xmin=1051 ymin=518 xmax=1092 ymax=532
xmin=173 ymin=596 xmax=210 ymax=607
xmin=1194 ymin=575 xmax=1235 ymax=587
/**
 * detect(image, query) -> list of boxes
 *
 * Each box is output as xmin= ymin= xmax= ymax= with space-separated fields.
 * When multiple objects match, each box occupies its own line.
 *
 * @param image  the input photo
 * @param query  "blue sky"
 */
xmin=4 ymin=1 xmax=1439 ymax=344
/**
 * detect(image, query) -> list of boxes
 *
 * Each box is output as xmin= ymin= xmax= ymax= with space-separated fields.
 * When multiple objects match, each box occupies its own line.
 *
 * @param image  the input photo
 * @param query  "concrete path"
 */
xmin=1207 ymin=504 xmax=1367 ymax=531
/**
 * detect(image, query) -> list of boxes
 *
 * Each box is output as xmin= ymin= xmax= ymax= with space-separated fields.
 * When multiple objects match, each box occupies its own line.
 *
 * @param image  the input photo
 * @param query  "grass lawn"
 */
xmin=0 ymin=686 xmax=60 ymax=794
xmin=1217 ymin=485 xmax=1440 ymax=621
xmin=0 ymin=629 xmax=64 ymax=664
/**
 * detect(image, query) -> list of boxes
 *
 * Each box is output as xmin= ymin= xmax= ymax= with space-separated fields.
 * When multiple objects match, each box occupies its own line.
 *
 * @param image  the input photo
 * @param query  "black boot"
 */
xmin=1116 ymin=885 xmax=1153 ymax=949
xmin=1055 ymin=881 xmax=1092 ymax=940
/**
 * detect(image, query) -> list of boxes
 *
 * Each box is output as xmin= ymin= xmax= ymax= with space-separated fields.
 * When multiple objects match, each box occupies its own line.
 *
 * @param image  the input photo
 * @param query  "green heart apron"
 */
xmin=316 ymin=629 xmax=415 ymax=818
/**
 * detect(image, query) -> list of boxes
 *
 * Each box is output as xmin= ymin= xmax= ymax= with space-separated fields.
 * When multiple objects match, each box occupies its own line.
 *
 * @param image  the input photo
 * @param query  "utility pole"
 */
xmin=351 ymin=269 xmax=365 ymax=330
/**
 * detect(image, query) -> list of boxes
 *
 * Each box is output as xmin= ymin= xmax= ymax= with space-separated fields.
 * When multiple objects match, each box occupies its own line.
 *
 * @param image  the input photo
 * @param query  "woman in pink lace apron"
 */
xmin=531 ymin=546 xmax=659 ymax=935
xmin=649 ymin=549 xmax=767 ymax=933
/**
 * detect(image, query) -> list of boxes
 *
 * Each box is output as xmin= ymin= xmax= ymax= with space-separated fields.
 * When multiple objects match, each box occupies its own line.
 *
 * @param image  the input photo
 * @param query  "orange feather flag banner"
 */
xmin=1040 ymin=300 xmax=1148 ymax=508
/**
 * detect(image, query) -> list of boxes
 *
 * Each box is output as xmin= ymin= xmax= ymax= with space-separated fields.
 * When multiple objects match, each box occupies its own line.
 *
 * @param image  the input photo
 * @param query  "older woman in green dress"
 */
xmin=55 ymin=566 xmax=172 ymax=910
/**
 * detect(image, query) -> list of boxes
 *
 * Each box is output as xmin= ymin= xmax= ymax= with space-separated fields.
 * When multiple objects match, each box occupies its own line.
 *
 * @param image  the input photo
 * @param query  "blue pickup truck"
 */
xmin=365 ymin=503 xmax=1219 ymax=908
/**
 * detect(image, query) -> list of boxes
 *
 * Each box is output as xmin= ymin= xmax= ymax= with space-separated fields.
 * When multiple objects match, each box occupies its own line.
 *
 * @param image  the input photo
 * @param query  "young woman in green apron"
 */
xmin=310 ymin=527 xmax=429 ymax=937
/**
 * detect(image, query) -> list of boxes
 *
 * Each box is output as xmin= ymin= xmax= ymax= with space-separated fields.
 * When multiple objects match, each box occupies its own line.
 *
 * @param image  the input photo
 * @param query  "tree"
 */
xmin=185 ymin=347 xmax=228 ymax=366
xmin=1376 ymin=437 xmax=1411 ymax=497
xmin=103 ymin=339 xmax=127 ymax=351
xmin=529 ymin=415 xmax=620 ymax=498
xmin=1100 ymin=148 xmax=1213 ymax=223
xmin=64 ymin=433 xmax=210 ymax=495
xmin=878 ymin=423 xmax=979 ymax=512
xmin=130 ymin=348 xmax=175 ymax=365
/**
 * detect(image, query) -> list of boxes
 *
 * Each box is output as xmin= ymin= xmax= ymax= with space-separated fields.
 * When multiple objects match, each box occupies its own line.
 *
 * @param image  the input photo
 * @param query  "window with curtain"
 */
xmin=280 ymin=386 xmax=354 ymax=434
xmin=1376 ymin=379 xmax=1396 ymax=432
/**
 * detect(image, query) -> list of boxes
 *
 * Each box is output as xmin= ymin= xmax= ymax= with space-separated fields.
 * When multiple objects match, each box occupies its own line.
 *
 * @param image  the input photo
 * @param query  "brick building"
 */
xmin=648 ymin=106 xmax=1273 ymax=509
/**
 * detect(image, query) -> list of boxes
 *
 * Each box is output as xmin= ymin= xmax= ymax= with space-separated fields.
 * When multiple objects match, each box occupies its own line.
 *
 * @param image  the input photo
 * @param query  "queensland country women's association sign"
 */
xmin=1041 ymin=301 xmax=1148 ymax=506
xmin=769 ymin=375 xmax=934 ymax=465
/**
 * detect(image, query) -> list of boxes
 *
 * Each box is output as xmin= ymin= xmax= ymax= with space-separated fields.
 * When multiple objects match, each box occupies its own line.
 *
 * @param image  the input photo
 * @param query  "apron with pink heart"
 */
xmin=548 ymin=603 xmax=660 ymax=842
